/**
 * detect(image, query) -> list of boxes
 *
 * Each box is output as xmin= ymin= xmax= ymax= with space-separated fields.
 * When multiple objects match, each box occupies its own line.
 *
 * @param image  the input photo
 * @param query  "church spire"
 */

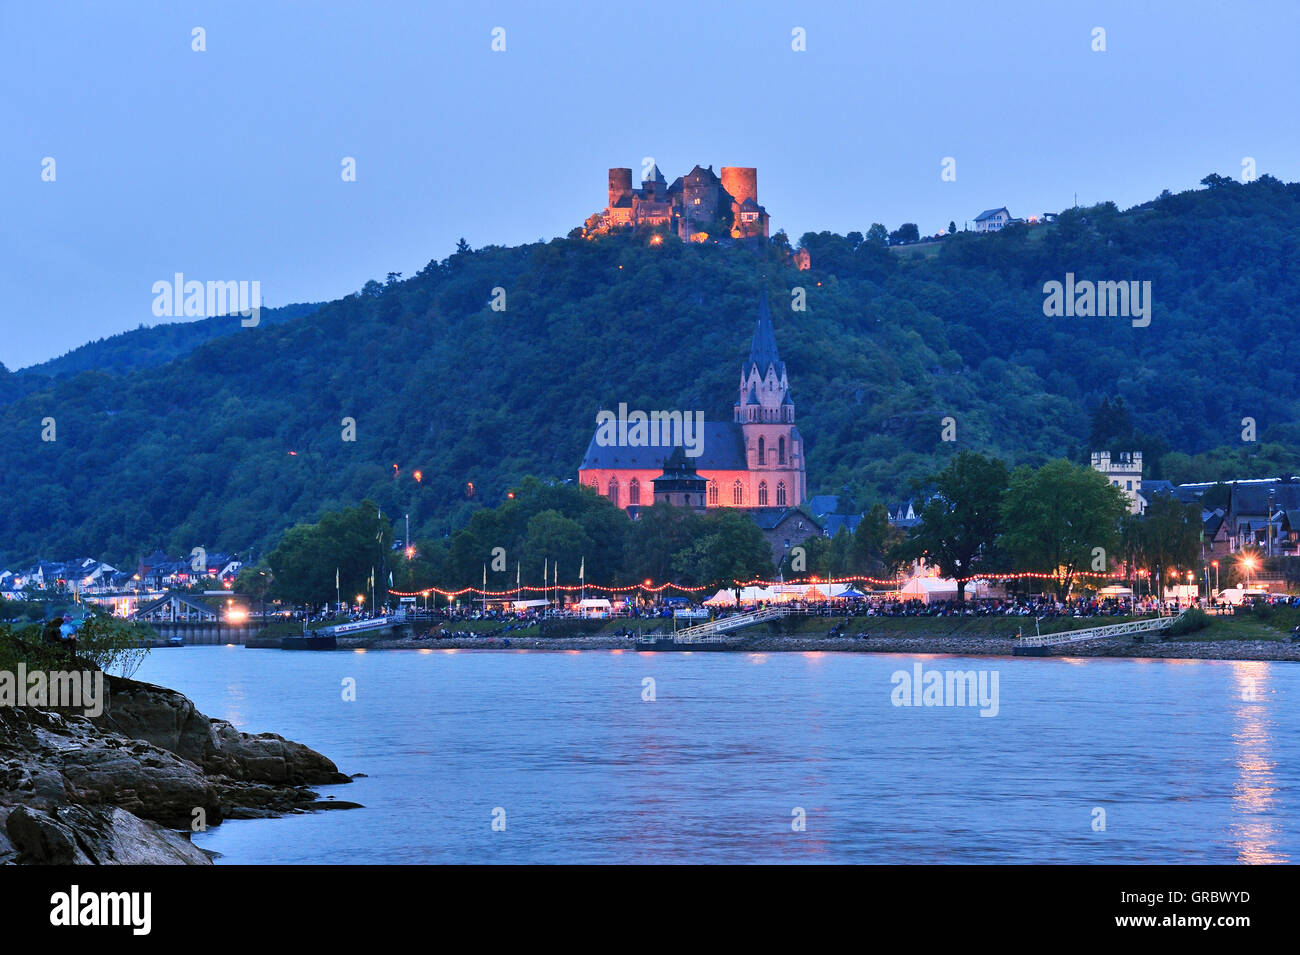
xmin=746 ymin=286 xmax=785 ymax=379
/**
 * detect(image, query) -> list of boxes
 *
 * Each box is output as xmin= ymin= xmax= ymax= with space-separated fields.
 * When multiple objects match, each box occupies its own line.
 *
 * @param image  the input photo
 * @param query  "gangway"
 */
xmin=1013 ymin=610 xmax=1184 ymax=655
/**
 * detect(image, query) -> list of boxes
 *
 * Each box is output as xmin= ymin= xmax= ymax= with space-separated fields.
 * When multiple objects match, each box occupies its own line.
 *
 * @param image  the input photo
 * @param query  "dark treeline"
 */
xmin=3 ymin=174 xmax=1299 ymax=566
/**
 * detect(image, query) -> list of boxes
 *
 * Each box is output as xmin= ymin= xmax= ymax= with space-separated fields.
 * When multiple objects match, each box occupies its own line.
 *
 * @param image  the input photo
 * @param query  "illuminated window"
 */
xmin=733 ymin=481 xmax=743 ymax=505
xmin=759 ymin=481 xmax=769 ymax=506
xmin=777 ymin=482 xmax=787 ymax=506
xmin=629 ymin=478 xmax=640 ymax=505
xmin=708 ymin=480 xmax=718 ymax=506
xmin=608 ymin=477 xmax=619 ymax=506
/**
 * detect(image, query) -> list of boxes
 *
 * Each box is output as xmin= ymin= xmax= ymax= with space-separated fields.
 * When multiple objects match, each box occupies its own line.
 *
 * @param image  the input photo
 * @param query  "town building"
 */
xmin=1091 ymin=450 xmax=1144 ymax=514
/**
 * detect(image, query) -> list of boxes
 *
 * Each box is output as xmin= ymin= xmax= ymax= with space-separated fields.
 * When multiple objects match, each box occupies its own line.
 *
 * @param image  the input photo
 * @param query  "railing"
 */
xmin=672 ymin=605 xmax=794 ymax=640
xmin=1015 ymin=611 xmax=1184 ymax=648
xmin=327 ymin=612 xmax=406 ymax=636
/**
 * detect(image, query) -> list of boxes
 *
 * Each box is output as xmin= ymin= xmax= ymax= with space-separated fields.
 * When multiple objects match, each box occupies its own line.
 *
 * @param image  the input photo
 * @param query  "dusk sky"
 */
xmin=3 ymin=0 xmax=1297 ymax=369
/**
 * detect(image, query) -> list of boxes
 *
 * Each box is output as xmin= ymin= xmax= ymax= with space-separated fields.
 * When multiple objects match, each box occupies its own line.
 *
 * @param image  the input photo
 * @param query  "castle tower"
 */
xmin=720 ymin=167 xmax=758 ymax=207
xmin=735 ymin=289 xmax=804 ymax=507
xmin=608 ymin=167 xmax=633 ymax=208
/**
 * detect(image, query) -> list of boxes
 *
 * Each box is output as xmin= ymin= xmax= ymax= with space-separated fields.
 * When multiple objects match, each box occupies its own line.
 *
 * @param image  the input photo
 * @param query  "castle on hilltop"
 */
xmin=586 ymin=162 xmax=771 ymax=242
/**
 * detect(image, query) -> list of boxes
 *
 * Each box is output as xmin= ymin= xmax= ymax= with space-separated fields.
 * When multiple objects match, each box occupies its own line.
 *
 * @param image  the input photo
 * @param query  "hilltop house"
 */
xmin=973 ymin=207 xmax=1012 ymax=233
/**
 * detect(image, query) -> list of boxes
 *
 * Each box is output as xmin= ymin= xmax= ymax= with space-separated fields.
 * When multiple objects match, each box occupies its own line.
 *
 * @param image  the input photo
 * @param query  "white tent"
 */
xmin=703 ymin=586 xmax=776 ymax=605
xmin=1097 ymin=585 xmax=1133 ymax=596
xmin=511 ymin=599 xmax=550 ymax=610
xmin=899 ymin=576 xmax=959 ymax=603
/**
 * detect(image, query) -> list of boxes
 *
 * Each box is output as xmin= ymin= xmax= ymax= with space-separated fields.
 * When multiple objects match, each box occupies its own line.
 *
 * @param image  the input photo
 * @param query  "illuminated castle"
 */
xmin=586 ymin=162 xmax=770 ymax=241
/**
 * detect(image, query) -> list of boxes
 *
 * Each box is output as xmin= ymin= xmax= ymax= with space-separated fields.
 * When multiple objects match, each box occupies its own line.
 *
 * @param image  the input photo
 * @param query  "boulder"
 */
xmin=5 ymin=804 xmax=211 ymax=865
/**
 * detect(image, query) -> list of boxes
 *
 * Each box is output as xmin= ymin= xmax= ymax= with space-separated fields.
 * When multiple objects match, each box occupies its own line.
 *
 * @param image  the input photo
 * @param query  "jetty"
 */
xmin=1012 ymin=611 xmax=1185 ymax=656
xmin=633 ymin=605 xmax=794 ymax=649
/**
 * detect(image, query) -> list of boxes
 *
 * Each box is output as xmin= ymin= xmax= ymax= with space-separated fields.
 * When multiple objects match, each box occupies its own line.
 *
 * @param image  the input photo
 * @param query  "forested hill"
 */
xmin=3 ymin=174 xmax=1299 ymax=566
xmin=1 ymin=302 xmax=320 ymax=400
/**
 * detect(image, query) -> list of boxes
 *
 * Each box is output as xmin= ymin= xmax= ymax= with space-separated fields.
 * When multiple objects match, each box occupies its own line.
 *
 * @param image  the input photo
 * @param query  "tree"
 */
xmin=672 ymin=509 xmax=773 ymax=601
xmin=947 ymin=221 xmax=956 ymax=235
xmin=1000 ymin=460 xmax=1129 ymax=600
xmin=268 ymin=501 xmax=392 ymax=607
xmin=889 ymin=223 xmax=920 ymax=245
xmin=865 ymin=223 xmax=889 ymax=246
xmin=455 ymin=238 xmax=471 ymax=254
xmin=902 ymin=452 xmax=1008 ymax=602
xmin=1123 ymin=493 xmax=1202 ymax=597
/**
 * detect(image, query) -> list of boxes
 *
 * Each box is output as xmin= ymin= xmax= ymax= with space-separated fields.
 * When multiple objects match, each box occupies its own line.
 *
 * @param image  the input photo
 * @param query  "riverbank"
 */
xmin=0 ymin=673 xmax=359 ymax=864
xmin=354 ymin=631 xmax=1300 ymax=661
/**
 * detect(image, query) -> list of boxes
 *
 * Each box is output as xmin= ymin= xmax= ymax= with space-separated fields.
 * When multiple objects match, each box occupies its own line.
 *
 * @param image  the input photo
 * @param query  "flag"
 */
xmin=516 ymin=563 xmax=520 ymax=587
xmin=579 ymin=557 xmax=585 ymax=582
xmin=335 ymin=567 xmax=339 ymax=588
xmin=388 ymin=571 xmax=393 ymax=587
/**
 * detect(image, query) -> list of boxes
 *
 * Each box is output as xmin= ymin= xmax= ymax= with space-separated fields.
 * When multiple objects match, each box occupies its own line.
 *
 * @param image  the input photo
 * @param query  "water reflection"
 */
xmin=1229 ymin=662 xmax=1285 ymax=864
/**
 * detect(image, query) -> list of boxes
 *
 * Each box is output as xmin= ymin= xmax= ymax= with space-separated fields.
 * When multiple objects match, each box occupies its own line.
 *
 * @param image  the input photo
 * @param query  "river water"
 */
xmin=132 ymin=646 xmax=1296 ymax=864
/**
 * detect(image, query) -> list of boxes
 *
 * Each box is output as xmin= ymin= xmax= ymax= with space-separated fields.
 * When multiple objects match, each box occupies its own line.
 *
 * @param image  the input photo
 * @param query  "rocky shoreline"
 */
xmin=0 ymin=674 xmax=358 ymax=865
xmin=356 ymin=632 xmax=1300 ymax=661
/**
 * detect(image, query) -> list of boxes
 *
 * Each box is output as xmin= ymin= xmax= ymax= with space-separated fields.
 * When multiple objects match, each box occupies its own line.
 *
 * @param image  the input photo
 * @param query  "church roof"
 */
xmin=580 ymin=421 xmax=748 ymax=471
xmin=747 ymin=288 xmax=786 ymax=379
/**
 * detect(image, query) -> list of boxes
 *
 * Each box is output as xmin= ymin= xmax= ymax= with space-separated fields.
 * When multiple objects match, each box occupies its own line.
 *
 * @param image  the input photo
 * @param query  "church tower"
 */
xmin=734 ymin=289 xmax=805 ymax=507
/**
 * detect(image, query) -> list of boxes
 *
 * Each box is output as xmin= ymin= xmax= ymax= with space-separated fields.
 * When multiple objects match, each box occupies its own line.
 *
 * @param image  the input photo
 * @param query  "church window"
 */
xmin=759 ymin=481 xmax=769 ymax=506
xmin=757 ymin=437 xmax=765 ymax=465
xmin=779 ymin=437 xmax=786 ymax=464
xmin=777 ymin=482 xmax=787 ymax=506
xmin=608 ymin=477 xmax=619 ymax=506
xmin=629 ymin=478 xmax=640 ymax=505
xmin=733 ymin=480 xmax=743 ymax=505
xmin=708 ymin=480 xmax=718 ymax=506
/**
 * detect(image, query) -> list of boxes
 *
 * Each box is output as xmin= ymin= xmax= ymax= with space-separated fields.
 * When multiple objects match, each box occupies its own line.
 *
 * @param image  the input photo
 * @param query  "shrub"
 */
xmin=1166 ymin=607 xmax=1211 ymax=637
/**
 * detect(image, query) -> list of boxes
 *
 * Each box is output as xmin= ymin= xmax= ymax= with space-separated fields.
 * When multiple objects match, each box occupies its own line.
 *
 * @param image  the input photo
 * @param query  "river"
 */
xmin=132 ymin=646 xmax=1296 ymax=864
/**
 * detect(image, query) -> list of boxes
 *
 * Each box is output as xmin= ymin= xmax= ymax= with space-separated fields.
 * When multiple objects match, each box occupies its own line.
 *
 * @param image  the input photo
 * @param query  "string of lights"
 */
xmin=385 ymin=569 xmax=1120 ymax=599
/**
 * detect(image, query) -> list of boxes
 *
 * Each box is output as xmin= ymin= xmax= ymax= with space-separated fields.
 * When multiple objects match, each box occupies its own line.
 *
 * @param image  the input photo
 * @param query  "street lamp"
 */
xmin=1211 ymin=560 xmax=1219 ymax=594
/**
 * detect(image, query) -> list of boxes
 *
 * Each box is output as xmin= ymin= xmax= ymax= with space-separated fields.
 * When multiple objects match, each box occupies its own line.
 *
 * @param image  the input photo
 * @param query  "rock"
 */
xmin=96 ymin=676 xmax=350 ymax=785
xmin=1 ymin=672 xmax=357 ymax=865
xmin=1 ymin=705 xmax=222 ymax=828
xmin=5 ymin=804 xmax=210 ymax=865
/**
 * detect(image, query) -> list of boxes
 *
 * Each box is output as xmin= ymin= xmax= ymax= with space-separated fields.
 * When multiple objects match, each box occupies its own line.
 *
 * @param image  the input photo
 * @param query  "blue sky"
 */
xmin=3 ymin=0 xmax=1297 ymax=368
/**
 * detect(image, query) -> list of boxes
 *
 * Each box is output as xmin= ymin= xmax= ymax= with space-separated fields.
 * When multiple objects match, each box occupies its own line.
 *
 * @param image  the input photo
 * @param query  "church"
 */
xmin=578 ymin=290 xmax=807 ymax=515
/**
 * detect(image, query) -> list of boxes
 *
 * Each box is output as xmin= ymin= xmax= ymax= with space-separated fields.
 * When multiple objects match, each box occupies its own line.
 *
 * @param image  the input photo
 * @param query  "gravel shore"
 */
xmin=357 ymin=632 xmax=1300 ymax=661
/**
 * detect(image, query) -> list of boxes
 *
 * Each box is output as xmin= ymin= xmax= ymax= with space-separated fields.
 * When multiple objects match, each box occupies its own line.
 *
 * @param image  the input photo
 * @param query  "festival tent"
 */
xmin=899 ymin=576 xmax=959 ymax=603
xmin=1097 ymin=585 xmax=1133 ymax=597
xmin=575 ymin=597 xmax=612 ymax=617
xmin=832 ymin=585 xmax=867 ymax=598
xmin=704 ymin=586 xmax=776 ymax=605
xmin=510 ymin=599 xmax=550 ymax=610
